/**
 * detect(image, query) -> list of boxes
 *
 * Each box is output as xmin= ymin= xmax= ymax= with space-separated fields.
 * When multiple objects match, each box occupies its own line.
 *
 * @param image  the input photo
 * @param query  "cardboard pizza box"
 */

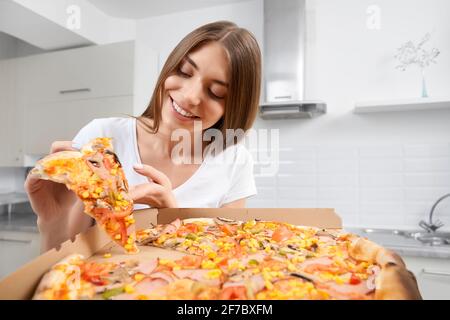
xmin=0 ymin=208 xmax=341 ymax=300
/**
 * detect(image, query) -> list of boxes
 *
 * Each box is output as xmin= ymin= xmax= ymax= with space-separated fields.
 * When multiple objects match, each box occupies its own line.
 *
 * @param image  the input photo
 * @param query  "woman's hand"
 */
xmin=24 ymin=141 xmax=80 ymax=225
xmin=129 ymin=164 xmax=178 ymax=208
xmin=24 ymin=141 xmax=88 ymax=251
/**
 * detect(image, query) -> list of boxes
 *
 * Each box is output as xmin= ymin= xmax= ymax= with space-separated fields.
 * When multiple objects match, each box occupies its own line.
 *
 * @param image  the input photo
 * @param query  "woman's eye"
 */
xmin=177 ymin=66 xmax=191 ymax=78
xmin=209 ymin=89 xmax=225 ymax=100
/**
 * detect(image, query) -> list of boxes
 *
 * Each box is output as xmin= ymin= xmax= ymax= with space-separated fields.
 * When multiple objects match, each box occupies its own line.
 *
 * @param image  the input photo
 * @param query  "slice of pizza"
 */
xmin=31 ymin=137 xmax=138 ymax=254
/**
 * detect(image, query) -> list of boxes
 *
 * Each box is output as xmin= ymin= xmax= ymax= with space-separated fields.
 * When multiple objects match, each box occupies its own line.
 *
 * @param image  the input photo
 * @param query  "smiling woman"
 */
xmin=141 ymin=21 xmax=261 ymax=144
xmin=24 ymin=21 xmax=262 ymax=252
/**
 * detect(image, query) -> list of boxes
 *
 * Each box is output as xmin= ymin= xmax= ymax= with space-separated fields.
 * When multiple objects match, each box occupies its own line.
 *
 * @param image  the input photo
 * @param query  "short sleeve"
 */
xmin=72 ymin=119 xmax=104 ymax=147
xmin=220 ymin=146 xmax=258 ymax=205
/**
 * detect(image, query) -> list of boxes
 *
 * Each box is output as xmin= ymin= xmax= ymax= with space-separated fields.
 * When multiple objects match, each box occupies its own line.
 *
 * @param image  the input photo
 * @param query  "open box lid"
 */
xmin=0 ymin=208 xmax=341 ymax=299
xmin=150 ymin=208 xmax=341 ymax=228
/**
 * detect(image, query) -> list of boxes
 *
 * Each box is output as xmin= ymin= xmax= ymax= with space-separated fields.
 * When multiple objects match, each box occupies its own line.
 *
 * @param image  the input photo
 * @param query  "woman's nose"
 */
xmin=182 ymin=80 xmax=203 ymax=106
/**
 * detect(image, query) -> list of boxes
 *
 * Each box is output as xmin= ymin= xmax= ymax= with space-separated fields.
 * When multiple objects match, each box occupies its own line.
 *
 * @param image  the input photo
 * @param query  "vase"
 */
xmin=421 ymin=68 xmax=429 ymax=98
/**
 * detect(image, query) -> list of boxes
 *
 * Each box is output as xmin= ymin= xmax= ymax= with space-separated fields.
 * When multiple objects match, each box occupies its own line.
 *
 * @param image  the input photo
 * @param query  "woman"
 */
xmin=24 ymin=21 xmax=262 ymax=252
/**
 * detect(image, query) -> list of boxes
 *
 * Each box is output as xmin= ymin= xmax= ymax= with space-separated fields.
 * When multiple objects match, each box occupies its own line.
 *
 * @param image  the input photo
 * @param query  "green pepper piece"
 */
xmin=102 ymin=287 xmax=125 ymax=299
xmin=186 ymin=233 xmax=197 ymax=241
xmin=248 ymin=259 xmax=259 ymax=266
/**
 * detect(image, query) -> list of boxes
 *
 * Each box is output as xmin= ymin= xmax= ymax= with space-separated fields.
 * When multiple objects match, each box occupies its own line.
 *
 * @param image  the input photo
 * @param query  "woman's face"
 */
xmin=161 ymin=41 xmax=229 ymax=133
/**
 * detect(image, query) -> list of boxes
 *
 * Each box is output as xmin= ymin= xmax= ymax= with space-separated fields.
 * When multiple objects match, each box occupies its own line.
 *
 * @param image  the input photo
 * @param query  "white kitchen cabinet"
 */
xmin=16 ymin=41 xmax=134 ymax=104
xmin=0 ymin=60 xmax=12 ymax=165
xmin=402 ymin=256 xmax=450 ymax=300
xmin=23 ymin=95 xmax=133 ymax=155
xmin=12 ymin=41 xmax=136 ymax=157
xmin=0 ymin=59 xmax=23 ymax=166
xmin=0 ymin=231 xmax=40 ymax=279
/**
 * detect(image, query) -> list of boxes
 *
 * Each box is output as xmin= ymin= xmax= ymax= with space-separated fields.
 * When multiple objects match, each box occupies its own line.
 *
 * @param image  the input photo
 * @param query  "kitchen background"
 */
xmin=0 ymin=0 xmax=449 ymax=298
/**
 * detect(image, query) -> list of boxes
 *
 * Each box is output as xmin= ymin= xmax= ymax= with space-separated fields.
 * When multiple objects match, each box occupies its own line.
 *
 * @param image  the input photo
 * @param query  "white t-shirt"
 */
xmin=72 ymin=117 xmax=257 ymax=209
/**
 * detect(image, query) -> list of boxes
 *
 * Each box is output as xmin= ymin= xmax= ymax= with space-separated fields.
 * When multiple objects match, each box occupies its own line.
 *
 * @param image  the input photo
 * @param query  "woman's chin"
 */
xmin=161 ymin=113 xmax=196 ymax=132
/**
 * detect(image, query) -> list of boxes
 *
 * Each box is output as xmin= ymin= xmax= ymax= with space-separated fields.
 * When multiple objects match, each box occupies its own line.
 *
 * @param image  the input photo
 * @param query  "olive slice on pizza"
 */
xmin=31 ymin=137 xmax=138 ymax=254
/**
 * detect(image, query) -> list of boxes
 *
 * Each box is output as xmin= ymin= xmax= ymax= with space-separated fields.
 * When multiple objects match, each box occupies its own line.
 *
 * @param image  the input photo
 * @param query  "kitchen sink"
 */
xmin=359 ymin=228 xmax=450 ymax=246
xmin=363 ymin=228 xmax=408 ymax=236
xmin=407 ymin=232 xmax=450 ymax=246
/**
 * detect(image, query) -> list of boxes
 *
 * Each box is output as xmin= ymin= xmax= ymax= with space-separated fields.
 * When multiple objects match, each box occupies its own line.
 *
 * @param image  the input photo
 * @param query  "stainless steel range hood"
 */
xmin=260 ymin=0 xmax=326 ymax=119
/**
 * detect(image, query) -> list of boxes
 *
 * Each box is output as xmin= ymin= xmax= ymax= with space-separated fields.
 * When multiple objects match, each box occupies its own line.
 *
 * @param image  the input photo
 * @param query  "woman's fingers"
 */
xmin=24 ymin=173 xmax=44 ymax=194
xmin=129 ymin=183 xmax=164 ymax=207
xmin=131 ymin=164 xmax=178 ymax=208
xmin=129 ymin=183 xmax=161 ymax=201
xmin=133 ymin=163 xmax=172 ymax=189
xmin=129 ymin=183 xmax=177 ymax=208
xmin=50 ymin=141 xmax=80 ymax=154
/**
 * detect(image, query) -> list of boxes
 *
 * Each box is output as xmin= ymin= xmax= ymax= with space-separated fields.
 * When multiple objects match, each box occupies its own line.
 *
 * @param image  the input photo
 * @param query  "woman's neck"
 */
xmin=138 ymin=117 xmax=207 ymax=162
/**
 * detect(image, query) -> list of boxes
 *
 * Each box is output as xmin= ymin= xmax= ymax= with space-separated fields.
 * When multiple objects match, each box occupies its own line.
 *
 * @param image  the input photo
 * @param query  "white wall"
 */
xmin=306 ymin=0 xmax=450 ymax=103
xmin=251 ymin=0 xmax=450 ymax=229
xmin=134 ymin=0 xmax=449 ymax=230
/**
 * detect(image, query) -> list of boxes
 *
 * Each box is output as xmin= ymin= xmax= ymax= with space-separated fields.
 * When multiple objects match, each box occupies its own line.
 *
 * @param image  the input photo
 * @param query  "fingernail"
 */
xmin=133 ymin=163 xmax=144 ymax=170
xmin=71 ymin=142 xmax=81 ymax=150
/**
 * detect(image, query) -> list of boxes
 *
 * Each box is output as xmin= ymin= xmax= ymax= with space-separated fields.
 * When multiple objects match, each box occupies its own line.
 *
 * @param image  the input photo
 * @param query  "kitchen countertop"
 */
xmin=0 ymin=210 xmax=38 ymax=233
xmin=345 ymin=227 xmax=450 ymax=260
xmin=0 ymin=192 xmax=29 ymax=206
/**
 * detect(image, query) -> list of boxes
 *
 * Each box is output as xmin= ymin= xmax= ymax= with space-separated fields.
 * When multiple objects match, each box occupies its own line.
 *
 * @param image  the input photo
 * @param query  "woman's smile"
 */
xmin=170 ymin=96 xmax=200 ymax=121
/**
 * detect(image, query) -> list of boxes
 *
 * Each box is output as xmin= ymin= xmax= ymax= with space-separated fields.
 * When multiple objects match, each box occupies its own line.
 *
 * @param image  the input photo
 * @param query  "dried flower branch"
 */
xmin=395 ymin=33 xmax=440 ymax=71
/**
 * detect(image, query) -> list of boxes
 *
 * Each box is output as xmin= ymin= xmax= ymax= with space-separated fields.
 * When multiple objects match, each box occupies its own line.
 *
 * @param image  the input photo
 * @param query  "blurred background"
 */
xmin=0 ymin=0 xmax=449 ymax=298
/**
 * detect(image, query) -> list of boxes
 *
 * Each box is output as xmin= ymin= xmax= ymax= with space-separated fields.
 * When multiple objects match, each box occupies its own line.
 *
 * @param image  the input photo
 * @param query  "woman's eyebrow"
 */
xmin=185 ymin=55 xmax=229 ymax=87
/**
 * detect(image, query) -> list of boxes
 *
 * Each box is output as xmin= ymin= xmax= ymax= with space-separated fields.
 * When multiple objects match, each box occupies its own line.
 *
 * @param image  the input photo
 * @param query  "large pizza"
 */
xmin=32 ymin=217 xmax=422 ymax=300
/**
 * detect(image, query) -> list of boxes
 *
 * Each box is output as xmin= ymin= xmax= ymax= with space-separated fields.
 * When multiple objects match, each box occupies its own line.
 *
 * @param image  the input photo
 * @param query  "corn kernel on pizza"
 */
xmin=31 ymin=137 xmax=138 ymax=254
xmin=33 ymin=217 xmax=422 ymax=300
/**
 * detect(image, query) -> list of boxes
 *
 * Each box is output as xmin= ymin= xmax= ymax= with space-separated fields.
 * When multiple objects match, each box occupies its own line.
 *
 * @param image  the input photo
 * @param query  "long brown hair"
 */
xmin=139 ymin=21 xmax=261 ymax=147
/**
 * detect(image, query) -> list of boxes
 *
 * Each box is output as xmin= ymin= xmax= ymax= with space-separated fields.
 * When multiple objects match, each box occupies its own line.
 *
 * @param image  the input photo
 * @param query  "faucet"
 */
xmin=419 ymin=193 xmax=450 ymax=233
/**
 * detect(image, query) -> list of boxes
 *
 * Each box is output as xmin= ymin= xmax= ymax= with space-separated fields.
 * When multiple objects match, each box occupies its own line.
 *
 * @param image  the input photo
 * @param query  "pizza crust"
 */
xmin=31 ymin=151 xmax=84 ymax=184
xmin=349 ymin=237 xmax=405 ymax=267
xmin=374 ymin=263 xmax=422 ymax=300
xmin=32 ymin=254 xmax=85 ymax=300
xmin=349 ymin=237 xmax=421 ymax=300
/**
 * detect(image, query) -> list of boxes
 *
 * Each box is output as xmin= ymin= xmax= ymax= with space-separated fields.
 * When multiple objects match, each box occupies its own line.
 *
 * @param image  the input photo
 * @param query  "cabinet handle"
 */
xmin=0 ymin=238 xmax=33 ymax=244
xmin=421 ymin=268 xmax=450 ymax=277
xmin=59 ymin=88 xmax=91 ymax=94
xmin=274 ymin=95 xmax=292 ymax=100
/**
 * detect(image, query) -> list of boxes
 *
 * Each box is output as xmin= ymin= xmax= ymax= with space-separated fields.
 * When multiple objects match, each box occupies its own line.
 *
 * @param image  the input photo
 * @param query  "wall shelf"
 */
xmin=353 ymin=98 xmax=450 ymax=114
